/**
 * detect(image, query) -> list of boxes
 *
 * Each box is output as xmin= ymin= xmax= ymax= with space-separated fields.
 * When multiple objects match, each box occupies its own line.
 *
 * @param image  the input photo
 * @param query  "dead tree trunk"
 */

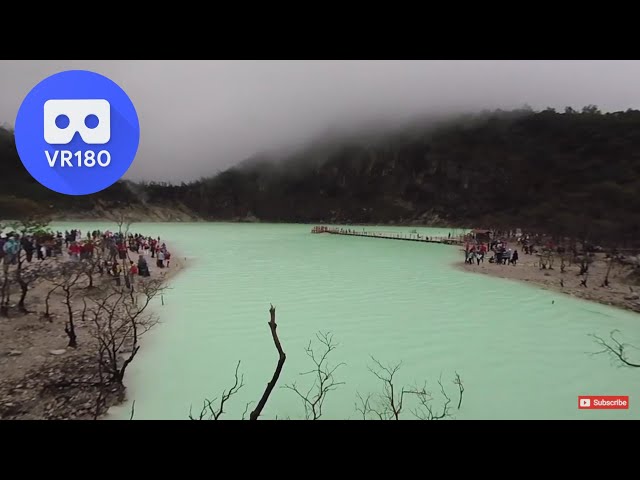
xmin=580 ymin=273 xmax=589 ymax=288
xmin=18 ymin=279 xmax=28 ymax=313
xmin=1 ymin=267 xmax=11 ymax=317
xmin=578 ymin=257 xmax=590 ymax=276
xmin=601 ymin=258 xmax=614 ymax=288
xmin=43 ymin=285 xmax=58 ymax=321
xmin=250 ymin=304 xmax=286 ymax=420
xmin=63 ymin=285 xmax=77 ymax=348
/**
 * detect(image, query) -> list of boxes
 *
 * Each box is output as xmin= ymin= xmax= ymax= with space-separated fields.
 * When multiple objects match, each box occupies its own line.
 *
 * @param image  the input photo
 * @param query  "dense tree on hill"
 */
xmin=2 ymin=106 xmax=640 ymax=246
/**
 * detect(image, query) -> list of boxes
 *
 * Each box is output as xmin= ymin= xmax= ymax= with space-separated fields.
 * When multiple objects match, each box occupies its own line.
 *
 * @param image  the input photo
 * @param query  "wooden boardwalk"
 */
xmin=311 ymin=226 xmax=465 ymax=246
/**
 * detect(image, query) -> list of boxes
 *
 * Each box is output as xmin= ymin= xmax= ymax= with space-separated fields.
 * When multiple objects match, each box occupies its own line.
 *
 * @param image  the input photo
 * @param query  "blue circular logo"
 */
xmin=14 ymin=70 xmax=140 ymax=196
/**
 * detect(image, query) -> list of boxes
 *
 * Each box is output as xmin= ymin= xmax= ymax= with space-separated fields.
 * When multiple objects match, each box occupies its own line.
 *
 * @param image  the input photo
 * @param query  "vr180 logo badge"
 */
xmin=15 ymin=70 xmax=140 ymax=196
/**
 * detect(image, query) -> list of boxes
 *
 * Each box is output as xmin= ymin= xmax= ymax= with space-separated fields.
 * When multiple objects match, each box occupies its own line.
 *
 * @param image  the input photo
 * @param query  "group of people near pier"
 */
xmin=464 ymin=239 xmax=519 ymax=266
xmin=463 ymin=231 xmax=555 ymax=266
xmin=0 ymin=227 xmax=173 ymax=287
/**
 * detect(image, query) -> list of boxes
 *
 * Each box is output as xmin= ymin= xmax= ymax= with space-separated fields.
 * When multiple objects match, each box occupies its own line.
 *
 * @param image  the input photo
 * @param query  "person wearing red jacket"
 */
xmin=69 ymin=242 xmax=81 ymax=260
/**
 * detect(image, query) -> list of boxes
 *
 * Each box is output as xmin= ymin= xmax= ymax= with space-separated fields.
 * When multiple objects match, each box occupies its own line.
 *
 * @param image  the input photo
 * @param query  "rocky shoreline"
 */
xmin=456 ymin=251 xmax=640 ymax=315
xmin=0 ymin=246 xmax=186 ymax=420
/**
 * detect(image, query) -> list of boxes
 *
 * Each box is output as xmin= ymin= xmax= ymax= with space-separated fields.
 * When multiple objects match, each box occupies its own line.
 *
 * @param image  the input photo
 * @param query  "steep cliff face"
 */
xmin=2 ymin=108 xmax=640 ymax=244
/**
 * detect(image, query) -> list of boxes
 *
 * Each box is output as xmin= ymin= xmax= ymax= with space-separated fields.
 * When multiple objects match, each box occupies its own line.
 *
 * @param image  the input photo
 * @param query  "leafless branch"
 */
xmin=589 ymin=330 xmax=640 ymax=368
xmin=43 ymin=283 xmax=59 ymax=321
xmin=453 ymin=371 xmax=464 ymax=410
xmin=55 ymin=262 xmax=86 ymax=348
xmin=365 ymin=356 xmax=406 ymax=420
xmin=250 ymin=304 xmax=286 ymax=420
xmin=116 ymin=214 xmax=133 ymax=238
xmin=86 ymin=277 xmax=165 ymax=384
xmin=361 ymin=358 xmax=463 ymax=420
xmin=189 ymin=361 xmax=245 ymax=420
xmin=354 ymin=392 xmax=375 ymax=420
xmin=93 ymin=389 xmax=106 ymax=420
xmin=242 ymin=401 xmax=254 ymax=420
xmin=283 ymin=331 xmax=345 ymax=420
xmin=408 ymin=375 xmax=454 ymax=420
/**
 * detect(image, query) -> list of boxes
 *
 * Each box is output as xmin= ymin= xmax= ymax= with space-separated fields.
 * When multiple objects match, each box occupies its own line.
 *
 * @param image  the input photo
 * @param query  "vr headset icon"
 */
xmin=44 ymin=99 xmax=111 ymax=145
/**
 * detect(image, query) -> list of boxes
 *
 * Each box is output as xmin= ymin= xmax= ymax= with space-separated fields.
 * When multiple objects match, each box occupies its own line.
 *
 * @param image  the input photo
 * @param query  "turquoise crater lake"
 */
xmin=54 ymin=222 xmax=640 ymax=419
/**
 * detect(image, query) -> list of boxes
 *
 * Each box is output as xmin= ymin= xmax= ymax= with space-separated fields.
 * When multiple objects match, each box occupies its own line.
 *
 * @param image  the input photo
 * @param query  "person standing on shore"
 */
xmin=112 ymin=261 xmax=122 ymax=287
xmin=511 ymin=250 xmax=519 ymax=265
xmin=3 ymin=235 xmax=19 ymax=265
xmin=505 ymin=248 xmax=513 ymax=265
xmin=138 ymin=255 xmax=150 ymax=277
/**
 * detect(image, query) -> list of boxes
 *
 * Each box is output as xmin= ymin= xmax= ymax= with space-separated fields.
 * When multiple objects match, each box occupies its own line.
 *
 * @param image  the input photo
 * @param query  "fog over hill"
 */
xmin=1 ymin=105 xmax=640 ymax=248
xmin=2 ymin=61 xmax=640 ymax=245
xmin=2 ymin=60 xmax=640 ymax=181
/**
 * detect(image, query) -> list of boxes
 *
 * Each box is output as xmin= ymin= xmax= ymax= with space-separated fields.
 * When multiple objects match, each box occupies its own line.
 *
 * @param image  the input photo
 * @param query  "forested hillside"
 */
xmin=2 ymin=106 xmax=640 ymax=245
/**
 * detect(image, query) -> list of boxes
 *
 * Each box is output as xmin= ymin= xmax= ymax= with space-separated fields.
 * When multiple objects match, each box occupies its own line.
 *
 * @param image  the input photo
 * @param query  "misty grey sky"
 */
xmin=1 ymin=60 xmax=639 ymax=182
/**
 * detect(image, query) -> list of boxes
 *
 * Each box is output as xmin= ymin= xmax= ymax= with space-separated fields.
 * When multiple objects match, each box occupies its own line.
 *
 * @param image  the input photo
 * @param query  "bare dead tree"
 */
xmin=406 ymin=376 xmax=454 ymax=420
xmin=91 ymin=308 xmax=109 ymax=420
xmin=249 ymin=304 xmax=286 ymax=420
xmin=93 ymin=350 xmax=107 ymax=420
xmin=115 ymin=215 xmax=134 ymax=288
xmin=580 ymin=273 xmax=589 ymax=288
xmin=0 ymin=263 xmax=10 ymax=317
xmin=10 ymin=218 xmax=54 ymax=313
xmin=38 ymin=258 xmax=74 ymax=321
xmin=355 ymin=392 xmax=377 ymax=420
xmin=589 ymin=330 xmax=640 ymax=368
xmin=601 ymin=257 xmax=615 ymax=288
xmin=578 ymin=255 xmax=592 ymax=276
xmin=87 ymin=277 xmax=164 ymax=384
xmin=187 ymin=305 xmax=296 ymax=421
xmin=538 ymin=249 xmax=555 ymax=270
xmin=16 ymin=263 xmax=37 ymax=314
xmin=546 ymin=249 xmax=555 ymax=270
xmin=357 ymin=358 xmax=464 ymax=420
xmin=115 ymin=214 xmax=133 ymax=238
xmin=82 ymin=246 xmax=103 ymax=290
xmin=242 ymin=401 xmax=254 ymax=420
xmin=453 ymin=371 xmax=464 ymax=410
xmin=80 ymin=296 xmax=89 ymax=323
xmin=47 ymin=262 xmax=86 ymax=348
xmin=43 ymin=283 xmax=59 ymax=321
xmin=359 ymin=357 xmax=407 ymax=420
xmin=283 ymin=331 xmax=345 ymax=420
xmin=16 ymin=259 xmax=57 ymax=314
xmin=189 ymin=361 xmax=245 ymax=420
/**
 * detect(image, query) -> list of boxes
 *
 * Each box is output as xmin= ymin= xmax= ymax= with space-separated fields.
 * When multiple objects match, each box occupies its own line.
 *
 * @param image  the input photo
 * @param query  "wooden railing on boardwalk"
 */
xmin=310 ymin=226 xmax=465 ymax=246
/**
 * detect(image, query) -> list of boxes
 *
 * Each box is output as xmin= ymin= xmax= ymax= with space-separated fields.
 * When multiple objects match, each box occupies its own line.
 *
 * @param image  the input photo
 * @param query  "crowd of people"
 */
xmin=463 ymin=231 xmax=560 ymax=266
xmin=0 ymin=228 xmax=173 ymax=287
xmin=464 ymin=239 xmax=519 ymax=266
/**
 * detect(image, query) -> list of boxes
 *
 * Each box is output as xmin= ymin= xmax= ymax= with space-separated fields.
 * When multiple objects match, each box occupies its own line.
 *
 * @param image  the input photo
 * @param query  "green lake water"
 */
xmin=53 ymin=222 xmax=640 ymax=419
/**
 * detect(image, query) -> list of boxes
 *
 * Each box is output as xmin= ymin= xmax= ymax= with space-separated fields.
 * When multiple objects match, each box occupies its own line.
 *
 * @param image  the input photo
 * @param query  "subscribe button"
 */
xmin=578 ymin=396 xmax=629 ymax=410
